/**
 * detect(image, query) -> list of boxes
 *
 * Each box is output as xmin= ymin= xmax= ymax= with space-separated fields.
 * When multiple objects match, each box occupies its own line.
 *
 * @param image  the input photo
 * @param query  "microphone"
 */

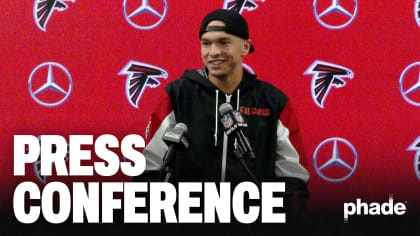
xmin=219 ymin=103 xmax=256 ymax=159
xmin=160 ymin=123 xmax=189 ymax=181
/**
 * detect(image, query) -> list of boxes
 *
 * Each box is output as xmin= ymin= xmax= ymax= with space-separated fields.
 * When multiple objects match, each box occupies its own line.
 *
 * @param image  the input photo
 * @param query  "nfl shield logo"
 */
xmin=233 ymin=111 xmax=244 ymax=123
xmin=222 ymin=115 xmax=234 ymax=128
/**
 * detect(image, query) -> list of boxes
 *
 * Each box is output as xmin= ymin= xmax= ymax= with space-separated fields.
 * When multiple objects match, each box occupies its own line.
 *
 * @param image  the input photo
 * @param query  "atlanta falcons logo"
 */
xmin=27 ymin=136 xmax=69 ymax=184
xmin=34 ymin=151 xmax=69 ymax=184
xmin=34 ymin=0 xmax=75 ymax=31
xmin=304 ymin=60 xmax=354 ymax=108
xmin=223 ymin=0 xmax=265 ymax=14
xmin=119 ymin=61 xmax=168 ymax=108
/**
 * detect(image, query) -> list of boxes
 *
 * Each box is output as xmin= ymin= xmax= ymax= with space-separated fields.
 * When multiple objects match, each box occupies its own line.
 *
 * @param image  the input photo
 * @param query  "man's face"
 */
xmin=200 ymin=20 xmax=250 ymax=79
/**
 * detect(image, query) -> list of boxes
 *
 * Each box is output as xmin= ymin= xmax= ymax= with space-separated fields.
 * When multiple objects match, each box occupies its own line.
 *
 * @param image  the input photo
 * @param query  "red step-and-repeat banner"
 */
xmin=1 ymin=0 xmax=420 ymax=232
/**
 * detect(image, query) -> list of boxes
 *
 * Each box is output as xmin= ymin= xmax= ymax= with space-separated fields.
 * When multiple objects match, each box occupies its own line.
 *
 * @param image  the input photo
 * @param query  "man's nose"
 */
xmin=209 ymin=44 xmax=222 ymax=56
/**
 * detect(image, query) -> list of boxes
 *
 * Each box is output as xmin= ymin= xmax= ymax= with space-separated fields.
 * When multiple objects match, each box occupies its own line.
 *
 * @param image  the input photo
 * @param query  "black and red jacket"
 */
xmin=143 ymin=68 xmax=309 ymax=193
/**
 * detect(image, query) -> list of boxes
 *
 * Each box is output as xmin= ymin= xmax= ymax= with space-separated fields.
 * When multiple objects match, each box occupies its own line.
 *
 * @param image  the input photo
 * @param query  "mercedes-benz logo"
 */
xmin=313 ymin=0 xmax=358 ymax=29
xmin=407 ymin=136 xmax=420 ymax=181
xmin=123 ymin=0 xmax=167 ymax=30
xmin=400 ymin=62 xmax=420 ymax=107
xmin=415 ymin=0 xmax=420 ymax=27
xmin=28 ymin=62 xmax=72 ymax=107
xmin=313 ymin=137 xmax=358 ymax=182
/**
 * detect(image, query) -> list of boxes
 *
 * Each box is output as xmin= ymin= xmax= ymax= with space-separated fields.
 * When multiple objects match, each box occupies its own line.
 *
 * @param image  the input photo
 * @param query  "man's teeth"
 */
xmin=211 ymin=61 xmax=224 ymax=65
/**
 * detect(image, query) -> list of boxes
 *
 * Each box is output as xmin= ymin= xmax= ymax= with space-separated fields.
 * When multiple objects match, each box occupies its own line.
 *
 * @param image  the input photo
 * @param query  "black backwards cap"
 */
xmin=199 ymin=9 xmax=254 ymax=53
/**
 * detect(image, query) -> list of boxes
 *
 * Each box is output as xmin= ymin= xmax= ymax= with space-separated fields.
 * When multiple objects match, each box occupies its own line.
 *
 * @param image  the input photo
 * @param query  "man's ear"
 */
xmin=242 ymin=39 xmax=251 ymax=56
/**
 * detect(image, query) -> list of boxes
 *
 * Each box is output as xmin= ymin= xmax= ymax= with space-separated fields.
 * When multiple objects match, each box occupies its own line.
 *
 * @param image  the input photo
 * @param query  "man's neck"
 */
xmin=208 ymin=67 xmax=243 ymax=94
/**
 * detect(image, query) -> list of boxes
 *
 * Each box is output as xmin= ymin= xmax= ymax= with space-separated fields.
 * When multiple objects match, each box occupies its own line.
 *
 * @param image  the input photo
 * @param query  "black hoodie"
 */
xmin=143 ymin=68 xmax=309 ymax=193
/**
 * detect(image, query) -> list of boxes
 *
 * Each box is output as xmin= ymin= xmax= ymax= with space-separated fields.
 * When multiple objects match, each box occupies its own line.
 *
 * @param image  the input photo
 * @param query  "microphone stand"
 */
xmin=219 ymin=103 xmax=259 ymax=185
xmin=159 ymin=123 xmax=189 ymax=182
xmin=160 ymin=144 xmax=176 ymax=182
xmin=233 ymin=141 xmax=259 ymax=185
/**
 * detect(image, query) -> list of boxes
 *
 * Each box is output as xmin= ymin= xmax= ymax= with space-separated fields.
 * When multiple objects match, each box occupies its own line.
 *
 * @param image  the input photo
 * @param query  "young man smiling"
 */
xmin=200 ymin=19 xmax=251 ymax=94
xmin=142 ymin=9 xmax=309 ymax=194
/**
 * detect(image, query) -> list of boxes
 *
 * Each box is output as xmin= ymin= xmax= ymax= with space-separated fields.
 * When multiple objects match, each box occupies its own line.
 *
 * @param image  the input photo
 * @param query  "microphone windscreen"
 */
xmin=174 ymin=123 xmax=188 ymax=133
xmin=219 ymin=103 xmax=233 ymax=116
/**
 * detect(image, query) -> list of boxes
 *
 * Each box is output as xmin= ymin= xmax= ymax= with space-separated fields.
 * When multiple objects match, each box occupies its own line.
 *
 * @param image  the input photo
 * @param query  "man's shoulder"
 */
xmin=167 ymin=69 xmax=202 ymax=88
xmin=252 ymin=77 xmax=289 ymax=101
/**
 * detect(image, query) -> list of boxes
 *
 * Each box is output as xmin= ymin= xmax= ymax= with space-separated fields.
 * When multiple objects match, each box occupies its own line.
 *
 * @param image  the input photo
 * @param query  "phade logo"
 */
xmin=343 ymin=195 xmax=407 ymax=222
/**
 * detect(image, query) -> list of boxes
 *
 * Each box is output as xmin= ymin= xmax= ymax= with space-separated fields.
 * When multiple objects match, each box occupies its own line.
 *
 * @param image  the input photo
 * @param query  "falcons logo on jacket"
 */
xmin=223 ymin=0 xmax=265 ymax=14
xmin=304 ymin=60 xmax=354 ymax=108
xmin=34 ymin=0 xmax=75 ymax=31
xmin=119 ymin=61 xmax=168 ymax=108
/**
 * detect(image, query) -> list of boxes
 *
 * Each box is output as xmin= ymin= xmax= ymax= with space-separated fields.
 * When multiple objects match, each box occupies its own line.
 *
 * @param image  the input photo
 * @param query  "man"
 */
xmin=142 ymin=9 xmax=309 ymax=194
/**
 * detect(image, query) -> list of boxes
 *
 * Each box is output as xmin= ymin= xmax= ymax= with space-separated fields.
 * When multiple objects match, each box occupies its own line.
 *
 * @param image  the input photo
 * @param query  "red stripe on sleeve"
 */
xmin=279 ymin=101 xmax=307 ymax=167
xmin=145 ymin=89 xmax=173 ymax=144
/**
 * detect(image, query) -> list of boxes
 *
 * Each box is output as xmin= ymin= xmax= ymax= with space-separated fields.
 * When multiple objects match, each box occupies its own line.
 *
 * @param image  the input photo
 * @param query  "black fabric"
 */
xmin=163 ymin=68 xmax=308 ymax=195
